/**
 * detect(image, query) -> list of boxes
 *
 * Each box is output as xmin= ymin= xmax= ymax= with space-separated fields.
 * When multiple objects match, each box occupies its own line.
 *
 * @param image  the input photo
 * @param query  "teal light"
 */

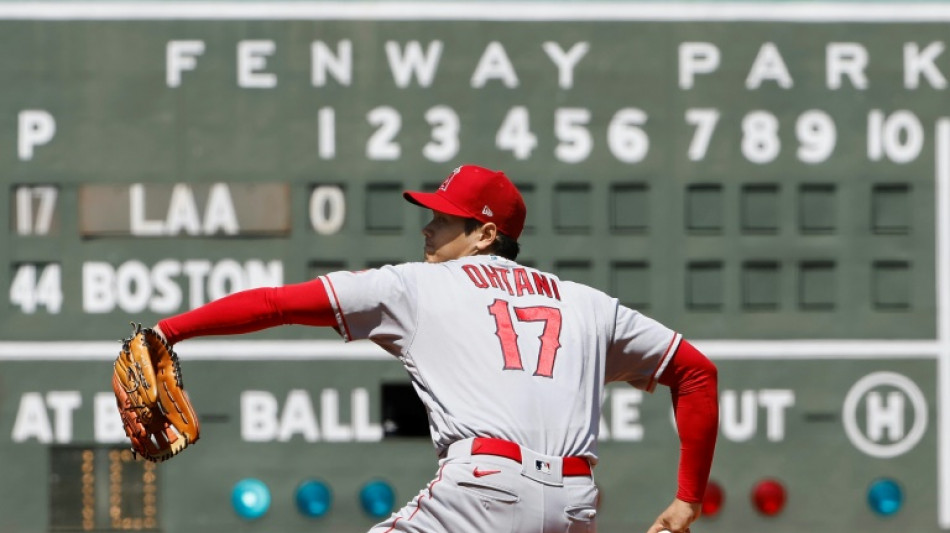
xmin=231 ymin=478 xmax=271 ymax=520
xmin=359 ymin=479 xmax=396 ymax=518
xmin=296 ymin=479 xmax=333 ymax=518
xmin=867 ymin=478 xmax=903 ymax=517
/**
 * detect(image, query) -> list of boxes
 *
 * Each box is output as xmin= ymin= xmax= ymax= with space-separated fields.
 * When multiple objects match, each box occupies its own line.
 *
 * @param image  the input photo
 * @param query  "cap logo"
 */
xmin=439 ymin=166 xmax=462 ymax=191
xmin=482 ymin=205 xmax=494 ymax=217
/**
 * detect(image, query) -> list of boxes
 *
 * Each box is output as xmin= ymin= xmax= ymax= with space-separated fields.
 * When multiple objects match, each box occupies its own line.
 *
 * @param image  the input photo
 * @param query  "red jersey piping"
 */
xmin=321 ymin=276 xmax=352 ymax=341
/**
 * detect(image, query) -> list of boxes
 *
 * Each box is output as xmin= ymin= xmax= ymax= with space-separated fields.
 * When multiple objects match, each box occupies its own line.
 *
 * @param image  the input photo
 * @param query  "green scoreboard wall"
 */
xmin=1 ymin=3 xmax=949 ymax=532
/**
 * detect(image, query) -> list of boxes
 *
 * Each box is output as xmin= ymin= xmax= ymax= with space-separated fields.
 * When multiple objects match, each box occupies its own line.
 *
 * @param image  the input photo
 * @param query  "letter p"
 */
xmin=679 ymin=42 xmax=721 ymax=89
xmin=18 ymin=110 xmax=56 ymax=161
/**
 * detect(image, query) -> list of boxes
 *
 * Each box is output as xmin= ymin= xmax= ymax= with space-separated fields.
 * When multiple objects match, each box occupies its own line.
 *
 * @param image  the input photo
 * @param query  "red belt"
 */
xmin=470 ymin=437 xmax=592 ymax=476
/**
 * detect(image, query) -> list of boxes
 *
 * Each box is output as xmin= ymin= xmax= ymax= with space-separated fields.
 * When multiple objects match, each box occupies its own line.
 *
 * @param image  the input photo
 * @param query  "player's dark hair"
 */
xmin=464 ymin=218 xmax=520 ymax=260
xmin=492 ymin=234 xmax=521 ymax=261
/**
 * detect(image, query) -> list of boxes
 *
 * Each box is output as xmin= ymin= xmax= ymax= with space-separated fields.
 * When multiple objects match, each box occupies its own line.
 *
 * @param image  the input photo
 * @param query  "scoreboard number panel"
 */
xmin=49 ymin=447 xmax=158 ymax=532
xmin=12 ymin=184 xmax=59 ymax=236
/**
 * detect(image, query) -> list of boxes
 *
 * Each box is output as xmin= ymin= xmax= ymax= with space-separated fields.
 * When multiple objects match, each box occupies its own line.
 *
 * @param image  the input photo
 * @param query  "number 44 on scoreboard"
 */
xmin=10 ymin=263 xmax=62 ymax=314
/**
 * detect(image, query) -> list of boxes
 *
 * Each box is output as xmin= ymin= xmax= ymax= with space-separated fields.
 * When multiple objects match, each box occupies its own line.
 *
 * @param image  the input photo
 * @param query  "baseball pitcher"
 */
xmin=119 ymin=164 xmax=719 ymax=533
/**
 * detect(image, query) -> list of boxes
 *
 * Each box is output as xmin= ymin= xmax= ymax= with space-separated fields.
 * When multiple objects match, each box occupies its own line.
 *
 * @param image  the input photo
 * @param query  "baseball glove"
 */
xmin=112 ymin=323 xmax=200 ymax=462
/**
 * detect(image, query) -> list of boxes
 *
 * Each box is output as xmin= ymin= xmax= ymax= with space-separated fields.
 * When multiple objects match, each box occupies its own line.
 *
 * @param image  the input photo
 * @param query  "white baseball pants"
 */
xmin=368 ymin=438 xmax=598 ymax=532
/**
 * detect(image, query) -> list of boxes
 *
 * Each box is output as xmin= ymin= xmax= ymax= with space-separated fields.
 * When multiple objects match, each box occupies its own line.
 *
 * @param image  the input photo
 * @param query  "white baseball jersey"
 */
xmin=322 ymin=255 xmax=681 ymax=462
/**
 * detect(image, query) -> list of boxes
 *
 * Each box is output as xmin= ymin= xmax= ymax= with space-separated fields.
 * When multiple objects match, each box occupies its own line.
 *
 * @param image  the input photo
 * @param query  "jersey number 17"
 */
xmin=487 ymin=298 xmax=563 ymax=378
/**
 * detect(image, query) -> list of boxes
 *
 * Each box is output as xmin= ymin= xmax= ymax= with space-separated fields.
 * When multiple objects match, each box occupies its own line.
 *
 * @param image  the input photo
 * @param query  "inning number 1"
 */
xmin=487 ymin=299 xmax=562 ymax=378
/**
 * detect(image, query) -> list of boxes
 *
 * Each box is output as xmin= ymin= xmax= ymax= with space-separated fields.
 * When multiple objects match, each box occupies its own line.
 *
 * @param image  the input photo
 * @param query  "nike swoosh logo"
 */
xmin=473 ymin=467 xmax=502 ymax=478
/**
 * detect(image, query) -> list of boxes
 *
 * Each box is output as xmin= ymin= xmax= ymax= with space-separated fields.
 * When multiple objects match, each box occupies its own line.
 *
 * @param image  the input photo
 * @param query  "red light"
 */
xmin=751 ymin=479 xmax=786 ymax=516
xmin=702 ymin=481 xmax=724 ymax=517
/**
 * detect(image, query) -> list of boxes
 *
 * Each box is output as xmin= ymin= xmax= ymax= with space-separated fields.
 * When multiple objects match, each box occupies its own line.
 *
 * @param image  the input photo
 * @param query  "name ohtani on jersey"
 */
xmin=462 ymin=264 xmax=561 ymax=300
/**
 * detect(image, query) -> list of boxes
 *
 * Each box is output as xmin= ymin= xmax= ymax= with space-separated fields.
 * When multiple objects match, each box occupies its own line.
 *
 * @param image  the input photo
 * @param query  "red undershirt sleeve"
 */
xmin=657 ymin=339 xmax=719 ymax=504
xmin=157 ymin=278 xmax=336 ymax=345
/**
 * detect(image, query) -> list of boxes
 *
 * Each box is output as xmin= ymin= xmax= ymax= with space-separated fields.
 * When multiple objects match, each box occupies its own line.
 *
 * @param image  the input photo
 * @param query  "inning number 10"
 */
xmin=487 ymin=299 xmax=562 ymax=378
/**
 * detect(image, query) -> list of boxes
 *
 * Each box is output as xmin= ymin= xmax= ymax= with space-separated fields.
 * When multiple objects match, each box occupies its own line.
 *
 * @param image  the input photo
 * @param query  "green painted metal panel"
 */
xmin=0 ymin=7 xmax=947 ymax=532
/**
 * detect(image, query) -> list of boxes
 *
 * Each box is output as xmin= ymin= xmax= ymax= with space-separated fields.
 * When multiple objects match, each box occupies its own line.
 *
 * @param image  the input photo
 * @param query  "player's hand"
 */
xmin=645 ymin=498 xmax=701 ymax=533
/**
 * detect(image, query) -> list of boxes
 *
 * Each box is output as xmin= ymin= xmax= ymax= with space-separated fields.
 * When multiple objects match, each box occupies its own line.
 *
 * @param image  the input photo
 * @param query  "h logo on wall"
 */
xmin=842 ymin=371 xmax=928 ymax=458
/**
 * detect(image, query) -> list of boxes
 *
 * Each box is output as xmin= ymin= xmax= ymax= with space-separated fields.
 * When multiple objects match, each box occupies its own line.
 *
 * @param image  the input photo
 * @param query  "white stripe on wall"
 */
xmin=2 ymin=2 xmax=950 ymax=21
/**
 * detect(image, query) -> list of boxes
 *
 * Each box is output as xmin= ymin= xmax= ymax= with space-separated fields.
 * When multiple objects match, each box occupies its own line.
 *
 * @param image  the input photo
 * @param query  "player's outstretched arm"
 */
xmin=154 ymin=278 xmax=337 ymax=344
xmin=646 ymin=497 xmax=701 ymax=533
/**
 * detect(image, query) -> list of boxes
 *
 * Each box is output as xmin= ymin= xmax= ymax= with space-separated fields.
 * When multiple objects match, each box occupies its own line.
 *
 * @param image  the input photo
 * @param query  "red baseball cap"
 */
xmin=403 ymin=165 xmax=527 ymax=240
